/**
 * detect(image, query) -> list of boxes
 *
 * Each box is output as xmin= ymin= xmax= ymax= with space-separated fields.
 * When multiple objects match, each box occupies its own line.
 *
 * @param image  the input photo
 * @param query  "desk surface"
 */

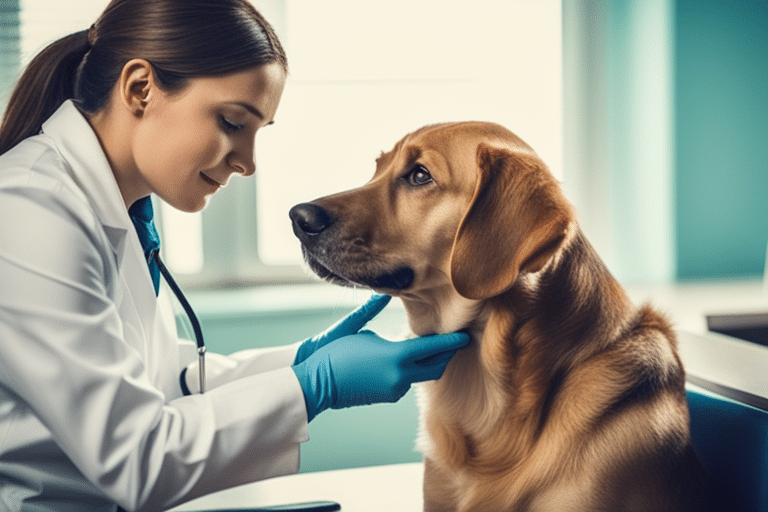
xmin=168 ymin=462 xmax=424 ymax=512
xmin=627 ymin=279 xmax=768 ymax=402
xmin=625 ymin=279 xmax=767 ymax=335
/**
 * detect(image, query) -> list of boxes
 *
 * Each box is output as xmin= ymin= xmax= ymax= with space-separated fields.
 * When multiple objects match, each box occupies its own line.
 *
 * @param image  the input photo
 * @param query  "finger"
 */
xmin=308 ymin=295 xmax=390 ymax=345
xmin=409 ymin=349 xmax=460 ymax=382
xmin=414 ymin=349 xmax=457 ymax=367
xmin=331 ymin=293 xmax=392 ymax=336
xmin=401 ymin=332 xmax=470 ymax=362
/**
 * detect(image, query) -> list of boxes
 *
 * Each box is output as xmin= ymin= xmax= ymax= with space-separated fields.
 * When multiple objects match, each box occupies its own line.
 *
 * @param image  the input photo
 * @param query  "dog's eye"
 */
xmin=404 ymin=165 xmax=433 ymax=186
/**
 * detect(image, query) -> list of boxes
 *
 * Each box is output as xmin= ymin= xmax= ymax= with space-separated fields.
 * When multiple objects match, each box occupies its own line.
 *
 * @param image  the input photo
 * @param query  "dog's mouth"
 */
xmin=301 ymin=246 xmax=414 ymax=292
xmin=289 ymin=201 xmax=415 ymax=292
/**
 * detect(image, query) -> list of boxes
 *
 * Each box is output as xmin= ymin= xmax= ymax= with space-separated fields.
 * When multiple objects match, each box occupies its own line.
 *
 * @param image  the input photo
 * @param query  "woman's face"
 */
xmin=131 ymin=62 xmax=286 ymax=212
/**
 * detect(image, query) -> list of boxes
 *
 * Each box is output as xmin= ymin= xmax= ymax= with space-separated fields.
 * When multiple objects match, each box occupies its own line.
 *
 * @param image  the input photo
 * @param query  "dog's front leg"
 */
xmin=423 ymin=457 xmax=458 ymax=512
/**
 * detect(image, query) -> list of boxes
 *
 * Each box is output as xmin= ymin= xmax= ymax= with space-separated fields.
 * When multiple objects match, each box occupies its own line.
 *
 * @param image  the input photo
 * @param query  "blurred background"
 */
xmin=1 ymin=0 xmax=765 ymax=472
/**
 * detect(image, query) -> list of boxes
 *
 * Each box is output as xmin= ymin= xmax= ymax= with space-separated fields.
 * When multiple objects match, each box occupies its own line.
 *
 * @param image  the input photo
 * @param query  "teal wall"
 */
xmin=674 ymin=0 xmax=768 ymax=280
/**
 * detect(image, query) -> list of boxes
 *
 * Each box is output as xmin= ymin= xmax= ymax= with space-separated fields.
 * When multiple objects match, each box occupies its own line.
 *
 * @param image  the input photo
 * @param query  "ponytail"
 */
xmin=0 ymin=0 xmax=287 ymax=157
xmin=0 ymin=30 xmax=91 ymax=155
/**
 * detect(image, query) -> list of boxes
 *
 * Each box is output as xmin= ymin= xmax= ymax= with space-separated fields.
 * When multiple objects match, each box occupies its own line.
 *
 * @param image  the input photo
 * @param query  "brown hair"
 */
xmin=0 ymin=0 xmax=287 ymax=155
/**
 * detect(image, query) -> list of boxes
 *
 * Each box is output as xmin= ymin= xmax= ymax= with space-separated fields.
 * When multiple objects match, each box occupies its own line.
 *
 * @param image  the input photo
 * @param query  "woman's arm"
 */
xmin=0 ymin=173 xmax=308 ymax=511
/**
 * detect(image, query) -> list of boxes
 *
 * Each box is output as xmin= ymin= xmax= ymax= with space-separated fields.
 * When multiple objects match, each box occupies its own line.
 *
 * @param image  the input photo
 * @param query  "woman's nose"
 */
xmin=228 ymin=143 xmax=256 ymax=176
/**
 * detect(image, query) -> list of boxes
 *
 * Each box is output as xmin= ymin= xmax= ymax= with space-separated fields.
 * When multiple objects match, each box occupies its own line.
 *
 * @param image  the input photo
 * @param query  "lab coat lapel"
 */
xmin=41 ymin=101 xmax=132 ymax=268
xmin=40 ymin=101 xmax=181 ymax=395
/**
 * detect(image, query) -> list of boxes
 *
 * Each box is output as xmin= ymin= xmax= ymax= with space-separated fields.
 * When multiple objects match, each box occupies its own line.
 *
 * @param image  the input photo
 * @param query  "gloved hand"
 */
xmin=292 ymin=329 xmax=470 ymax=422
xmin=293 ymin=294 xmax=392 ymax=365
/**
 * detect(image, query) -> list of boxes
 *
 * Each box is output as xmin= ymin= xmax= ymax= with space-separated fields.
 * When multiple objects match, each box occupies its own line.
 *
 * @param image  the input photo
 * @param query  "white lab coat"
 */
xmin=0 ymin=101 xmax=310 ymax=512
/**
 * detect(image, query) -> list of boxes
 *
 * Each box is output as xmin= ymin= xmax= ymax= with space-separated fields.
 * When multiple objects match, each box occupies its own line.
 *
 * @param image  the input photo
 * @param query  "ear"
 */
xmin=449 ymin=144 xmax=574 ymax=300
xmin=117 ymin=59 xmax=158 ymax=117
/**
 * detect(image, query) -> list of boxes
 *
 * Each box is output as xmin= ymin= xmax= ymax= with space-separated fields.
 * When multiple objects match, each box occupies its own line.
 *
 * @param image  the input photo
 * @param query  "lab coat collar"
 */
xmin=40 ymin=100 xmax=132 ymax=257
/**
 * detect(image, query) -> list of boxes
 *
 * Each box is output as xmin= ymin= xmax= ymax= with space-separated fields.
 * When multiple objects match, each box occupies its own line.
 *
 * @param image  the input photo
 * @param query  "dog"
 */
xmin=289 ymin=122 xmax=716 ymax=511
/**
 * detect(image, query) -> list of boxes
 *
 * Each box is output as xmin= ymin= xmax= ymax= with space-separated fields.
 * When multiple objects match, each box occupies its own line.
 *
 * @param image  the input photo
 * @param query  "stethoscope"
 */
xmin=155 ymin=252 xmax=207 ymax=394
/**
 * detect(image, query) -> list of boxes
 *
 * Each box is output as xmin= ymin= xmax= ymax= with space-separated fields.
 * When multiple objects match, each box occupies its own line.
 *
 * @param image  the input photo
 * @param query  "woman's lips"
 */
xmin=200 ymin=172 xmax=224 ymax=188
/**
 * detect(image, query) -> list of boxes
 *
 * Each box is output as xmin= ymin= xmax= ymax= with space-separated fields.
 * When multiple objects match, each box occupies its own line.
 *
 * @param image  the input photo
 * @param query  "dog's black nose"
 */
xmin=290 ymin=203 xmax=333 ymax=236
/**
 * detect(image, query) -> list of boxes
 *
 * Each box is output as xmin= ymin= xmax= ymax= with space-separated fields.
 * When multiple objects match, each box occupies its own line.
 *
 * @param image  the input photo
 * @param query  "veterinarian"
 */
xmin=0 ymin=1 xmax=470 ymax=510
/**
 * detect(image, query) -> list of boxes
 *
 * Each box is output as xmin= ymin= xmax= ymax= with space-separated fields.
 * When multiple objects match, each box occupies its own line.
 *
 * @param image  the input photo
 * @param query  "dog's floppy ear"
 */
xmin=450 ymin=143 xmax=574 ymax=300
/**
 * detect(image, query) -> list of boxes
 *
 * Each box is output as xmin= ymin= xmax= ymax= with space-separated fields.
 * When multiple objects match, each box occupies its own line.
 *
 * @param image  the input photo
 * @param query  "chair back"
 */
xmin=688 ymin=386 xmax=768 ymax=512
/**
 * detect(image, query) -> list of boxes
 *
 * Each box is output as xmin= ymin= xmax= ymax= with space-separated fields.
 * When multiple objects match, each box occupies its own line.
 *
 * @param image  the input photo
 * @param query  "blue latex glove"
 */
xmin=293 ymin=294 xmax=392 ymax=365
xmin=292 ymin=329 xmax=470 ymax=422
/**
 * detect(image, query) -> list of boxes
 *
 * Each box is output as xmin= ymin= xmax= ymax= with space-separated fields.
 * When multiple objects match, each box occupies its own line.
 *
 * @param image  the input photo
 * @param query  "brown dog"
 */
xmin=290 ymin=122 xmax=715 ymax=511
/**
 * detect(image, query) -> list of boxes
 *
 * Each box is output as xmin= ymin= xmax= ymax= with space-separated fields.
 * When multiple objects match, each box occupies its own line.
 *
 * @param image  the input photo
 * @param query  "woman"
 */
xmin=0 ymin=1 xmax=469 ymax=510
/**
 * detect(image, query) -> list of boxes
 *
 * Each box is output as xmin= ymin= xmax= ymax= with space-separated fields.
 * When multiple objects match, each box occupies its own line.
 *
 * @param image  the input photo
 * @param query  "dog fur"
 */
xmin=290 ymin=122 xmax=715 ymax=511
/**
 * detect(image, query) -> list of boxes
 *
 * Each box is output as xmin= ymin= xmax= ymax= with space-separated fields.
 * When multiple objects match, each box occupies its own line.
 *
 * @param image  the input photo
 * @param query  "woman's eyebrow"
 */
xmin=231 ymin=101 xmax=264 ymax=120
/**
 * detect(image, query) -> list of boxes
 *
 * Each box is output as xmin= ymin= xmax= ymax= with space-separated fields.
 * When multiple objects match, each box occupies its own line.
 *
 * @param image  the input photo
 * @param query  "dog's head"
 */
xmin=290 ymin=122 xmax=574 ymax=301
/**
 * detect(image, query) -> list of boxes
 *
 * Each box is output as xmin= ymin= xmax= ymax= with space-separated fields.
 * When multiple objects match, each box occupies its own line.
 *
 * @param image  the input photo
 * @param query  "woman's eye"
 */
xmin=405 ymin=165 xmax=433 ymax=186
xmin=220 ymin=116 xmax=244 ymax=133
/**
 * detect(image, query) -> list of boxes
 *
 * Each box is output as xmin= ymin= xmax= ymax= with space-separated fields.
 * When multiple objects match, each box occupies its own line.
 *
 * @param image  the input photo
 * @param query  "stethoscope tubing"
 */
xmin=155 ymin=252 xmax=206 ymax=394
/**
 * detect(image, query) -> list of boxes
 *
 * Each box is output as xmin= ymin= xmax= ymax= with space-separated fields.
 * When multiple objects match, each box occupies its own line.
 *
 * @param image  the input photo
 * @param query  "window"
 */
xmin=1 ymin=0 xmax=564 ymax=289
xmin=17 ymin=0 xmax=105 ymax=66
xmin=161 ymin=0 xmax=565 ymax=288
xmin=258 ymin=0 xmax=563 ymax=266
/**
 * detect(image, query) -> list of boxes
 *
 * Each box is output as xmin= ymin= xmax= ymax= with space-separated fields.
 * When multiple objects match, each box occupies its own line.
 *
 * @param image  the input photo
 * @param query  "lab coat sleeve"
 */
xmin=182 ymin=341 xmax=303 ymax=394
xmin=0 ymin=181 xmax=309 ymax=511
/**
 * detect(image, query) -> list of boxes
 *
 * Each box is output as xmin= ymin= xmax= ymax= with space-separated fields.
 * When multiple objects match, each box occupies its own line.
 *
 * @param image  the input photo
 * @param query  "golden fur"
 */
xmin=290 ymin=122 xmax=715 ymax=511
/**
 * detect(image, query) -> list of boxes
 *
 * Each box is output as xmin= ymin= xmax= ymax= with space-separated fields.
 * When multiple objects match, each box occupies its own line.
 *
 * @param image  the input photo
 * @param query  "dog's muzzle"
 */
xmin=289 ymin=202 xmax=415 ymax=291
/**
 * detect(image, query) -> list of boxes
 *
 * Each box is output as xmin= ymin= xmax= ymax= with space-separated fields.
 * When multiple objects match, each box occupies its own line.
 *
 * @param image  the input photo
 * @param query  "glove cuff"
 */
xmin=293 ymin=339 xmax=314 ymax=366
xmin=291 ymin=362 xmax=323 ymax=422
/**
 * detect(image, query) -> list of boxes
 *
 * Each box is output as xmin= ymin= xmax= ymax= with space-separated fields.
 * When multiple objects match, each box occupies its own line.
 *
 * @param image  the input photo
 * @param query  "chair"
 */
xmin=687 ymin=385 xmax=768 ymax=512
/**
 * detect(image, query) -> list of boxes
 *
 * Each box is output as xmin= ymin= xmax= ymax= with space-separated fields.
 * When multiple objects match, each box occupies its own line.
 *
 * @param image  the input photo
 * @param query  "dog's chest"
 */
xmin=414 ymin=339 xmax=500 ymax=458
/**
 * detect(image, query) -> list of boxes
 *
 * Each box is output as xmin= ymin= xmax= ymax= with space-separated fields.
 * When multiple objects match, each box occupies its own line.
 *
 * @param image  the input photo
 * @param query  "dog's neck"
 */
xmin=399 ymin=226 xmax=635 ymax=378
xmin=398 ymin=285 xmax=484 ymax=338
